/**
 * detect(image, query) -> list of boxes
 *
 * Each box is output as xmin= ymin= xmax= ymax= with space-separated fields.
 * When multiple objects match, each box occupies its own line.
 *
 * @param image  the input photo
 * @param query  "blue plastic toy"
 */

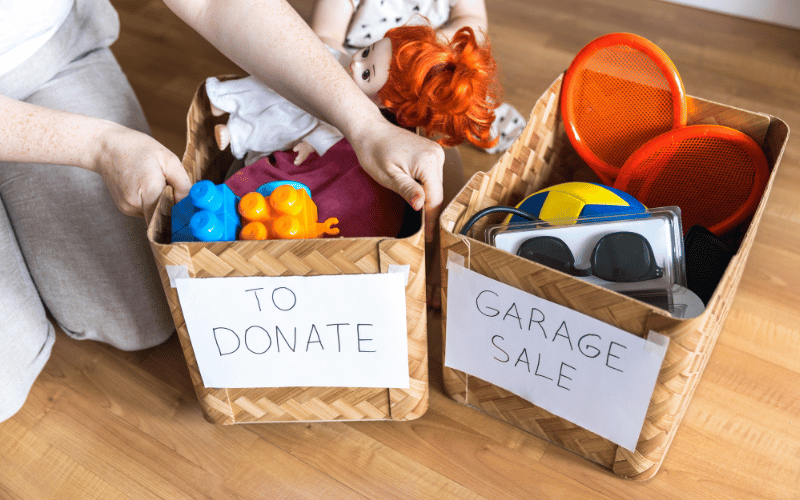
xmin=171 ymin=180 xmax=241 ymax=242
xmin=256 ymin=180 xmax=312 ymax=198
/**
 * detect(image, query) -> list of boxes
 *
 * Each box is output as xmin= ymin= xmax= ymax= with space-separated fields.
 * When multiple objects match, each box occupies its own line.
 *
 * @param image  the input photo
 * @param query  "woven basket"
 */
xmin=147 ymin=79 xmax=428 ymax=424
xmin=439 ymin=74 xmax=789 ymax=479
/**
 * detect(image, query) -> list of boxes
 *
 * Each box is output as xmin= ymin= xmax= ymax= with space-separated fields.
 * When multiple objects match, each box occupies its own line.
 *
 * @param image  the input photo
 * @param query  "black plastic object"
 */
xmin=517 ymin=231 xmax=663 ymax=282
xmin=517 ymin=236 xmax=589 ymax=276
xmin=684 ymin=225 xmax=735 ymax=304
xmin=590 ymin=232 xmax=664 ymax=282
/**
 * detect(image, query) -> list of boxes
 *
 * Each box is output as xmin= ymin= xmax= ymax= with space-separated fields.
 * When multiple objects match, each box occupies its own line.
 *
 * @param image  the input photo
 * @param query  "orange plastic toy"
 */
xmin=561 ymin=33 xmax=687 ymax=184
xmin=613 ymin=124 xmax=769 ymax=235
xmin=237 ymin=184 xmax=339 ymax=240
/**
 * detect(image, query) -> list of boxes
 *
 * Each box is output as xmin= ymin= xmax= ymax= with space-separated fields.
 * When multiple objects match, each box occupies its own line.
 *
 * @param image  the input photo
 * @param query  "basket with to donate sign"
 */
xmin=146 ymin=78 xmax=428 ymax=425
xmin=438 ymin=74 xmax=788 ymax=479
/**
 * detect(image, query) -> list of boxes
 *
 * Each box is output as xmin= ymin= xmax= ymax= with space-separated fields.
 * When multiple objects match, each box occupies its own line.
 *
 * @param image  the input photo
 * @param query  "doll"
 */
xmin=208 ymin=23 xmax=499 ymax=241
xmin=209 ymin=23 xmax=501 ymax=300
xmin=206 ymin=46 xmax=350 ymax=166
xmin=208 ymin=23 xmax=501 ymax=164
xmin=311 ymin=0 xmax=526 ymax=154
xmin=375 ymin=23 xmax=499 ymax=149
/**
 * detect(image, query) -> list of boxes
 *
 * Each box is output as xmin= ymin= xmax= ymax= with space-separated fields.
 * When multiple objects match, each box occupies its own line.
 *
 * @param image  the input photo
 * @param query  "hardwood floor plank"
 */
xmin=222 ymin=438 xmax=368 ymax=500
xmin=29 ymin=336 xmax=246 ymax=499
xmin=351 ymin=398 xmax=615 ymax=500
xmin=249 ymin=421 xmax=490 ymax=500
xmin=22 ymin=329 xmax=371 ymax=500
xmin=0 ymin=419 xmax=131 ymax=500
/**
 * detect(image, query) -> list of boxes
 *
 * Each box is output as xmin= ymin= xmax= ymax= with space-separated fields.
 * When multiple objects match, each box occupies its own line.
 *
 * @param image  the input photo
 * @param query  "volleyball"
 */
xmin=505 ymin=182 xmax=647 ymax=224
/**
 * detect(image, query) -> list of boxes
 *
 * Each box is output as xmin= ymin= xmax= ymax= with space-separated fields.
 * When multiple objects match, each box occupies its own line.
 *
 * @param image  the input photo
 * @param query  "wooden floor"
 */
xmin=2 ymin=0 xmax=799 ymax=498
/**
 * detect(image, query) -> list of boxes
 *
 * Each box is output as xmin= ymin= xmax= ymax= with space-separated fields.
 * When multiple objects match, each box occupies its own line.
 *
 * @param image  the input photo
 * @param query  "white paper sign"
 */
xmin=176 ymin=274 xmax=409 ymax=389
xmin=444 ymin=264 xmax=668 ymax=452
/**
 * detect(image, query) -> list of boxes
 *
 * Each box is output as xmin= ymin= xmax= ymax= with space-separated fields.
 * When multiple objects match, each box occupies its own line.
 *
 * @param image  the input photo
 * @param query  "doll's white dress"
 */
xmin=205 ymin=48 xmax=348 ymax=164
xmin=343 ymin=0 xmax=453 ymax=50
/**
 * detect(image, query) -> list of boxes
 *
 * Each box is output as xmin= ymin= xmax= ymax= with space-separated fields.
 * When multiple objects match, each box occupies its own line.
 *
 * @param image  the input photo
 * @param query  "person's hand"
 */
xmin=348 ymin=119 xmax=445 ymax=241
xmin=94 ymin=125 xmax=192 ymax=224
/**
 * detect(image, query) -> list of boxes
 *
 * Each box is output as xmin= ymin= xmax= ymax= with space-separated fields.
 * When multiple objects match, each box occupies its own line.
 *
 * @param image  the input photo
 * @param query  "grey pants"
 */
xmin=0 ymin=0 xmax=174 ymax=421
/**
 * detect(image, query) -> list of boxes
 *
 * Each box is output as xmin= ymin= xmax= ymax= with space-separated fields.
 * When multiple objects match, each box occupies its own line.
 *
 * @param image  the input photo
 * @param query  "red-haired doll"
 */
xmin=311 ymin=0 xmax=527 ymax=156
xmin=209 ymin=23 xmax=500 ymax=163
xmin=209 ymin=22 xmax=503 ymax=304
xmin=376 ymin=24 xmax=500 ymax=149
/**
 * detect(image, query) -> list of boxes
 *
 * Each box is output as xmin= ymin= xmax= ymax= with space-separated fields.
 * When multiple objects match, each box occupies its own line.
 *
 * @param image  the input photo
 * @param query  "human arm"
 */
xmin=310 ymin=0 xmax=355 ymax=54
xmin=164 ymin=0 xmax=392 ymax=157
xmin=438 ymin=0 xmax=488 ymax=42
xmin=0 ymin=94 xmax=191 ymax=223
xmin=163 ymin=0 xmax=445 ymax=237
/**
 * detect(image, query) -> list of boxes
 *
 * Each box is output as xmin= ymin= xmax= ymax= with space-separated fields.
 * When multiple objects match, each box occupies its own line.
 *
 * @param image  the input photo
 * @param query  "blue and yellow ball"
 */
xmin=505 ymin=182 xmax=646 ymax=224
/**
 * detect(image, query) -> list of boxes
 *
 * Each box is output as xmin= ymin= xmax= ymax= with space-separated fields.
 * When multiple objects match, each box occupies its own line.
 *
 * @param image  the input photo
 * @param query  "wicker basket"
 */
xmin=147 ymin=79 xmax=428 ymax=424
xmin=439 ymin=74 xmax=789 ymax=479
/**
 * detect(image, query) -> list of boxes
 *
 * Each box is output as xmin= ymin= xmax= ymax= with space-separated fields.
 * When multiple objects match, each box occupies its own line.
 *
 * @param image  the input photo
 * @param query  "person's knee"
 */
xmin=0 ymin=382 xmax=36 ymax=423
xmin=0 ymin=323 xmax=55 ymax=424
xmin=59 ymin=311 xmax=174 ymax=352
xmin=103 ymin=329 xmax=174 ymax=352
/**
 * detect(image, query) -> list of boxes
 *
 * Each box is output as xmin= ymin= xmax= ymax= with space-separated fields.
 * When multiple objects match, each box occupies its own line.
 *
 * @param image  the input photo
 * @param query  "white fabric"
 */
xmin=0 ymin=0 xmax=73 ymax=76
xmin=206 ymin=47 xmax=349 ymax=161
xmin=345 ymin=0 xmax=454 ymax=49
xmin=485 ymin=102 xmax=527 ymax=154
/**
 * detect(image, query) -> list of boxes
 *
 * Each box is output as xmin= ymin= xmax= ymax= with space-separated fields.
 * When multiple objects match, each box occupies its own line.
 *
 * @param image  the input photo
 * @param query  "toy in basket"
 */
xmin=208 ymin=24 xmax=501 ymax=160
xmin=171 ymin=180 xmax=240 ymax=242
xmin=562 ymin=32 xmax=770 ymax=238
xmin=170 ymin=179 xmax=338 ymax=242
xmin=439 ymin=71 xmax=786 ymax=479
xmin=502 ymin=182 xmax=647 ymax=224
xmin=560 ymin=33 xmax=687 ymax=184
xmin=238 ymin=184 xmax=339 ymax=240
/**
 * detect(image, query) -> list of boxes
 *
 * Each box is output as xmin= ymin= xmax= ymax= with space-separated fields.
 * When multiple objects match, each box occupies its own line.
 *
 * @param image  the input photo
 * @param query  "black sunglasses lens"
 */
xmin=517 ymin=236 xmax=576 ymax=274
xmin=590 ymin=232 xmax=663 ymax=282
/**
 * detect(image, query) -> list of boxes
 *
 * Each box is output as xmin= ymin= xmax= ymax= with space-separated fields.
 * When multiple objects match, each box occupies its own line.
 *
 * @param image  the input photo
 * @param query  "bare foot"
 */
xmin=209 ymin=103 xmax=226 ymax=117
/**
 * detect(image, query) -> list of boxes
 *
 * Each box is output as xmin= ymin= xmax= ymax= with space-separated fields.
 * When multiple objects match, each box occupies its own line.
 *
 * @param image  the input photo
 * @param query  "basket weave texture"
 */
xmin=439 ymin=74 xmax=788 ymax=479
xmin=147 ymin=79 xmax=428 ymax=424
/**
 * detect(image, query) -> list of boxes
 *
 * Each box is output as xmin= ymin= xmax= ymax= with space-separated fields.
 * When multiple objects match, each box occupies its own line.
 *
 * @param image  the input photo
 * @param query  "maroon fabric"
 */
xmin=225 ymin=139 xmax=408 ymax=238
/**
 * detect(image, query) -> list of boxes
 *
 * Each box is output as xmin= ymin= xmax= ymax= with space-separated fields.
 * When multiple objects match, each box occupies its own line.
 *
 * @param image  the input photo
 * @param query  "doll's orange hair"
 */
xmin=377 ymin=24 xmax=501 ymax=148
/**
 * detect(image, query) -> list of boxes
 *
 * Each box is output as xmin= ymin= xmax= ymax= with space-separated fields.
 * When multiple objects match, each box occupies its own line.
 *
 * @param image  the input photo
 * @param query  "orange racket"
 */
xmin=613 ymin=124 xmax=769 ymax=236
xmin=561 ymin=33 xmax=688 ymax=184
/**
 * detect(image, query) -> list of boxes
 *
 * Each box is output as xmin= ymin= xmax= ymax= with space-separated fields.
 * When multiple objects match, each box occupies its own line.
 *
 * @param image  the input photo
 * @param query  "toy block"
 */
xmin=238 ymin=184 xmax=338 ymax=240
xmin=171 ymin=180 xmax=241 ymax=242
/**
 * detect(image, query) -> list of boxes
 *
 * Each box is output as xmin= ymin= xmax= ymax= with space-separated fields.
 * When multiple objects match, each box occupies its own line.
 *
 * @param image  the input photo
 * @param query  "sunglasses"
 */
xmin=516 ymin=231 xmax=664 ymax=282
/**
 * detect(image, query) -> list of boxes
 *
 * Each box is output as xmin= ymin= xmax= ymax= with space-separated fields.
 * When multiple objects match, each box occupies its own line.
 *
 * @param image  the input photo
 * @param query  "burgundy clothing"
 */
xmin=225 ymin=138 xmax=408 ymax=238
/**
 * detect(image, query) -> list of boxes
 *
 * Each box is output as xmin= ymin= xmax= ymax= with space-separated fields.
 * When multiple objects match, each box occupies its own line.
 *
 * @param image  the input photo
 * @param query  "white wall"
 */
xmin=661 ymin=0 xmax=800 ymax=30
